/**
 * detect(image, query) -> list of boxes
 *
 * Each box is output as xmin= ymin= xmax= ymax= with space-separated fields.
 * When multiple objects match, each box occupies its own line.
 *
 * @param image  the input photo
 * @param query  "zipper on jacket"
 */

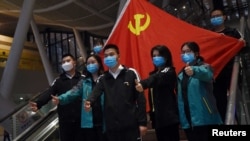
xmin=150 ymin=88 xmax=155 ymax=112
xmin=202 ymin=97 xmax=212 ymax=114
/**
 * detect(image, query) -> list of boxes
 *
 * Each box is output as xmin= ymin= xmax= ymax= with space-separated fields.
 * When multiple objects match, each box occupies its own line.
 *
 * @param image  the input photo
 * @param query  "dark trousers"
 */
xmin=94 ymin=126 xmax=106 ymax=141
xmin=81 ymin=127 xmax=105 ymax=141
xmin=105 ymin=128 xmax=139 ymax=141
xmin=155 ymin=124 xmax=180 ymax=141
xmin=213 ymin=75 xmax=231 ymax=123
xmin=59 ymin=121 xmax=83 ymax=141
xmin=184 ymin=126 xmax=208 ymax=141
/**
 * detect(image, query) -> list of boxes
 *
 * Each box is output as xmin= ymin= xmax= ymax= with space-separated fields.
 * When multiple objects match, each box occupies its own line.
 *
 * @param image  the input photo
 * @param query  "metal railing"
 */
xmin=225 ymin=17 xmax=250 ymax=125
xmin=0 ymin=88 xmax=57 ymax=140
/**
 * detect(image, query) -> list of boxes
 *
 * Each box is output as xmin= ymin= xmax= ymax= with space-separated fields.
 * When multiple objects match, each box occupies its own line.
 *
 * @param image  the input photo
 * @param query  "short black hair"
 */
xmin=93 ymin=38 xmax=104 ymax=46
xmin=210 ymin=9 xmax=225 ymax=16
xmin=103 ymin=44 xmax=120 ymax=54
xmin=62 ymin=53 xmax=76 ymax=60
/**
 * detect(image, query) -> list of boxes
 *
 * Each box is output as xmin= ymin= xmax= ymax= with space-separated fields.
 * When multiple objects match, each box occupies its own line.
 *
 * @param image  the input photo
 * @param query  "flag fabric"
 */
xmin=106 ymin=0 xmax=244 ymax=79
xmin=105 ymin=0 xmax=244 ymax=111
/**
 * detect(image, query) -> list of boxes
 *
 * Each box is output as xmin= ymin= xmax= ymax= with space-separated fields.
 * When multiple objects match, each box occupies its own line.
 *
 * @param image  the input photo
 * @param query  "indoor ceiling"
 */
xmin=0 ymin=0 xmax=210 ymax=38
xmin=0 ymin=0 xmax=248 ymax=38
xmin=0 ymin=0 xmax=121 ymax=37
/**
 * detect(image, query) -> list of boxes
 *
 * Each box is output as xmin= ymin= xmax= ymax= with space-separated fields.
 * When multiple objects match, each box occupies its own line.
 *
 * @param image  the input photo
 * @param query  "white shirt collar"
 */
xmin=65 ymin=73 xmax=74 ymax=79
xmin=109 ymin=65 xmax=124 ymax=79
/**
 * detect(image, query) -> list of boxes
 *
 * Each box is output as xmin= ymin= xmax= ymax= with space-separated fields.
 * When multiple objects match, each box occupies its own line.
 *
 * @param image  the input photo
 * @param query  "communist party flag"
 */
xmin=105 ymin=0 xmax=244 ymax=111
xmin=106 ymin=0 xmax=244 ymax=79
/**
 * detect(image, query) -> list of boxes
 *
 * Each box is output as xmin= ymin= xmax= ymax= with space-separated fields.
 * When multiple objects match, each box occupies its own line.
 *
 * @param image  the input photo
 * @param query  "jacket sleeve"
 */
xmin=58 ymin=79 xmax=83 ymax=105
xmin=230 ymin=28 xmax=242 ymax=39
xmin=132 ymin=69 xmax=147 ymax=126
xmin=191 ymin=64 xmax=213 ymax=82
xmin=140 ymin=74 xmax=156 ymax=89
xmin=136 ymin=89 xmax=147 ymax=126
xmin=87 ymin=76 xmax=104 ymax=105
xmin=35 ymin=78 xmax=58 ymax=109
xmin=140 ymin=67 xmax=176 ymax=89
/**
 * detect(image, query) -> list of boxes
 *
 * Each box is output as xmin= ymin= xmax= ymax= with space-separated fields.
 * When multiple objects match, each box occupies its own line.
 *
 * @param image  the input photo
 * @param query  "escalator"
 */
xmin=226 ymin=17 xmax=250 ymax=125
xmin=13 ymin=108 xmax=59 ymax=141
xmin=236 ymin=18 xmax=250 ymax=125
xmin=0 ymin=17 xmax=249 ymax=141
xmin=0 ymin=88 xmax=60 ymax=141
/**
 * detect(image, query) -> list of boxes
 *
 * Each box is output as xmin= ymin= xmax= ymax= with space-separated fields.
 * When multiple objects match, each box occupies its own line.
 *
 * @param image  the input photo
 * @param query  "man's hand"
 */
xmin=139 ymin=125 xmax=148 ymax=136
xmin=239 ymin=38 xmax=246 ymax=46
xmin=29 ymin=101 xmax=38 ymax=112
xmin=51 ymin=95 xmax=60 ymax=105
xmin=135 ymin=79 xmax=143 ymax=92
xmin=84 ymin=100 xmax=91 ymax=112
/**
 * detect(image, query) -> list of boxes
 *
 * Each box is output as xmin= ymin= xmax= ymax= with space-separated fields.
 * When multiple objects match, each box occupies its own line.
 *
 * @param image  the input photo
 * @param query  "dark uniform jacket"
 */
xmin=141 ymin=67 xmax=179 ymax=129
xmin=87 ymin=66 xmax=147 ymax=131
xmin=35 ymin=71 xmax=84 ymax=123
xmin=217 ymin=26 xmax=241 ymax=79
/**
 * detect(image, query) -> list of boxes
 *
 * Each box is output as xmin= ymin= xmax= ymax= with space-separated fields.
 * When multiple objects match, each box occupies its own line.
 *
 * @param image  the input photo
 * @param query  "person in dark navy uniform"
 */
xmin=210 ymin=9 xmax=242 ymax=123
xmin=135 ymin=45 xmax=180 ymax=141
xmin=84 ymin=44 xmax=148 ymax=141
xmin=30 ymin=53 xmax=84 ymax=141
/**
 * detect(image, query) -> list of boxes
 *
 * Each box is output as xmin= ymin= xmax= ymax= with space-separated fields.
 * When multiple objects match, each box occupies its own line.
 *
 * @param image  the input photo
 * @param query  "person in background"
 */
xmin=51 ymin=54 xmax=105 ymax=141
xmin=135 ymin=45 xmax=180 ymax=141
xmin=84 ymin=44 xmax=147 ymax=141
xmin=210 ymin=9 xmax=242 ymax=122
xmin=93 ymin=38 xmax=104 ymax=54
xmin=29 ymin=53 xmax=85 ymax=141
xmin=177 ymin=41 xmax=222 ymax=141
xmin=4 ymin=130 xmax=10 ymax=141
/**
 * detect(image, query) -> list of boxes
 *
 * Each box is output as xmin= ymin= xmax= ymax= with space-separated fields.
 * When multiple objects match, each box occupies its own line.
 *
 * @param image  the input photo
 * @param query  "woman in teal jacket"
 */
xmin=52 ymin=54 xmax=105 ymax=141
xmin=177 ymin=41 xmax=222 ymax=141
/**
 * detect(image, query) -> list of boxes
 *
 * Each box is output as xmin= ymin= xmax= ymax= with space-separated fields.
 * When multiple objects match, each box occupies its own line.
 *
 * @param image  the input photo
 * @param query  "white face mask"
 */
xmin=62 ymin=62 xmax=74 ymax=71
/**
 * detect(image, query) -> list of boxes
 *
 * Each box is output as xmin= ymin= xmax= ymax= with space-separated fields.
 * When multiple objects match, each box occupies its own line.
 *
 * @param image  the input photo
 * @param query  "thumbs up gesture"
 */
xmin=135 ymin=79 xmax=144 ymax=92
xmin=51 ymin=95 xmax=60 ymax=105
xmin=84 ymin=100 xmax=91 ymax=112
xmin=29 ymin=101 xmax=38 ymax=112
xmin=184 ymin=63 xmax=194 ymax=76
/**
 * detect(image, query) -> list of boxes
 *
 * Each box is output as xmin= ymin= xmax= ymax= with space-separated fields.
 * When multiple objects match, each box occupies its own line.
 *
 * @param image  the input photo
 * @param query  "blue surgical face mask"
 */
xmin=181 ymin=53 xmax=195 ymax=64
xmin=104 ymin=56 xmax=117 ymax=68
xmin=87 ymin=63 xmax=99 ymax=74
xmin=210 ymin=16 xmax=223 ymax=26
xmin=93 ymin=45 xmax=102 ymax=54
xmin=153 ymin=56 xmax=165 ymax=67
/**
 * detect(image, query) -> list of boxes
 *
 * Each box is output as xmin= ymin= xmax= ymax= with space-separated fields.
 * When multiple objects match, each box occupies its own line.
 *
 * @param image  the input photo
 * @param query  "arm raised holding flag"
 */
xmin=210 ymin=9 xmax=244 ymax=123
xmin=105 ymin=0 xmax=244 ymax=113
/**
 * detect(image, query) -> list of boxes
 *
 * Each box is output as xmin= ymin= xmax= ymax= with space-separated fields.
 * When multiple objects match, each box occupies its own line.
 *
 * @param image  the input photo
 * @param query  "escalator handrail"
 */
xmin=13 ymin=107 xmax=58 ymax=141
xmin=0 ymin=88 xmax=49 ymax=123
xmin=0 ymin=102 xmax=27 ymax=123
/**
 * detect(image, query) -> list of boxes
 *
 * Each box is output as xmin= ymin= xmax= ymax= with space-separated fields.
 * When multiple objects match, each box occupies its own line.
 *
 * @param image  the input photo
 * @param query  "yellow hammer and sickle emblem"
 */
xmin=128 ymin=13 xmax=150 ymax=36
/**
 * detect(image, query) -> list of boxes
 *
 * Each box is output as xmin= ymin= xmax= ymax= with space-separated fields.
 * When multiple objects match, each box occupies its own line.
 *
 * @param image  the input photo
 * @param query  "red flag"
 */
xmin=105 ymin=0 xmax=244 ymax=111
xmin=106 ymin=0 xmax=244 ymax=79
